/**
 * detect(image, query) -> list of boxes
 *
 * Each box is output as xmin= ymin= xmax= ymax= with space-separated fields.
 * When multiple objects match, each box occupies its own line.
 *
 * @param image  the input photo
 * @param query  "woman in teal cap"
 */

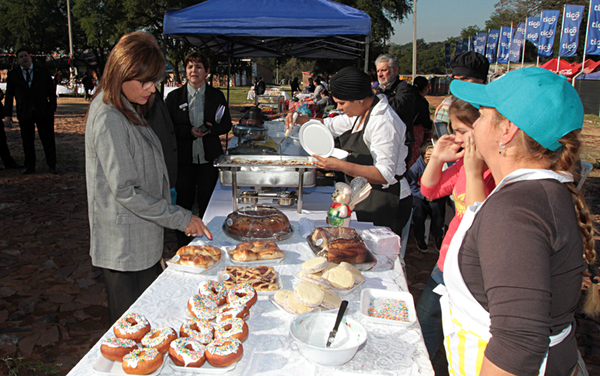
xmin=440 ymin=67 xmax=597 ymax=375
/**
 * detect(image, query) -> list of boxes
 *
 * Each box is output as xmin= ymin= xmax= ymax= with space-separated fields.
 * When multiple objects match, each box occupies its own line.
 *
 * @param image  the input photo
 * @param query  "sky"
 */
xmin=390 ymin=0 xmax=498 ymax=45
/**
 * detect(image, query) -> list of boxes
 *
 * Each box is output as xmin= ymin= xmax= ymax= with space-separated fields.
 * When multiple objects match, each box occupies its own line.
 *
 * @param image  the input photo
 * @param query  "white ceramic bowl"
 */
xmin=290 ymin=312 xmax=367 ymax=366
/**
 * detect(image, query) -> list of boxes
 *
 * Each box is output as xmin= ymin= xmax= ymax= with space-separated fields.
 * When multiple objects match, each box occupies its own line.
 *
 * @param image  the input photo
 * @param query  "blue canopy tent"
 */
xmin=163 ymin=0 xmax=371 ymax=65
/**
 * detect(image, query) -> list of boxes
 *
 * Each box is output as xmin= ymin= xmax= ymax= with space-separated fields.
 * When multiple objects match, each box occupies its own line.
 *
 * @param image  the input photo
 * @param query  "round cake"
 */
xmin=224 ymin=205 xmax=292 ymax=240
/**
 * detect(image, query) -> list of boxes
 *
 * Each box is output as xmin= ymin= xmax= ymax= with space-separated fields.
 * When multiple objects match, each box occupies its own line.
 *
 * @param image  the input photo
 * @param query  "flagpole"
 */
xmin=521 ymin=19 xmax=527 ymax=68
xmin=507 ymin=23 xmax=513 ymax=72
xmin=495 ymin=30 xmax=500 ymax=73
xmin=558 ymin=5 xmax=567 ymax=72
xmin=573 ymin=0 xmax=593 ymax=86
xmin=537 ymin=11 xmax=542 ymax=67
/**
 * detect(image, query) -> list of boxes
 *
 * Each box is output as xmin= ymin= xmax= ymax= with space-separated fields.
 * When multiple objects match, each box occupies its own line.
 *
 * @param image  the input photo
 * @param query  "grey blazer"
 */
xmin=85 ymin=92 xmax=191 ymax=272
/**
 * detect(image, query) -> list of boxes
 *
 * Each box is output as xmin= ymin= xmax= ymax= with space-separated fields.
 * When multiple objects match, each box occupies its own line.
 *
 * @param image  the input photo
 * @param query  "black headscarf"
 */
xmin=330 ymin=66 xmax=373 ymax=101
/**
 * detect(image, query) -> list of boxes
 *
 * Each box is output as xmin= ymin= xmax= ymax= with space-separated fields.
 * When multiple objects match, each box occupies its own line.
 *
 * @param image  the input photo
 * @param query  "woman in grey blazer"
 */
xmin=85 ymin=32 xmax=211 ymax=323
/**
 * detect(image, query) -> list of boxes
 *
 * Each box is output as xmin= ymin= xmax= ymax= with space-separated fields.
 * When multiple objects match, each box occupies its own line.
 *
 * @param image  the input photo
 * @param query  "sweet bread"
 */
xmin=223 ymin=266 xmax=279 ymax=292
xmin=309 ymin=227 xmax=368 ymax=264
xmin=173 ymin=245 xmax=222 ymax=269
xmin=230 ymin=240 xmax=285 ymax=261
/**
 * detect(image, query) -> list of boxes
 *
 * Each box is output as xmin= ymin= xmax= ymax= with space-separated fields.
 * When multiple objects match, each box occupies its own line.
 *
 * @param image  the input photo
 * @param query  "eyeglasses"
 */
xmin=139 ymin=80 xmax=162 ymax=90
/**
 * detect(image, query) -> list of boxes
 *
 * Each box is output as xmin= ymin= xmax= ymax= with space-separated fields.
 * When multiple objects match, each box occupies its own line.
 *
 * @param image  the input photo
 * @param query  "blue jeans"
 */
xmin=415 ymin=265 xmax=444 ymax=360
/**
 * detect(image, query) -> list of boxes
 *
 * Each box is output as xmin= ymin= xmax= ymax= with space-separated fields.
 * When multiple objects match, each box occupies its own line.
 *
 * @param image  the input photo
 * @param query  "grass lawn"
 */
xmin=215 ymin=85 xmax=293 ymax=106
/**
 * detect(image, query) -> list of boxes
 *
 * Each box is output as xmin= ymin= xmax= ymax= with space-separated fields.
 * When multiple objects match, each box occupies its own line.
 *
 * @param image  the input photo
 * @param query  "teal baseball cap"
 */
xmin=449 ymin=67 xmax=583 ymax=151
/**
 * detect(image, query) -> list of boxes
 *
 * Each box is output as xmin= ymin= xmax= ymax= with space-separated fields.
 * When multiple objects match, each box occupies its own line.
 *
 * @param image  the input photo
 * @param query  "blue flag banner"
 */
xmin=469 ymin=37 xmax=475 ymax=51
xmin=526 ymin=17 xmax=541 ymax=48
xmin=464 ymin=38 xmax=470 ymax=52
xmin=509 ymin=23 xmax=526 ymax=62
xmin=486 ymin=29 xmax=500 ymax=63
xmin=455 ymin=40 xmax=464 ymax=56
xmin=474 ymin=32 xmax=487 ymax=54
xmin=445 ymin=43 xmax=451 ymax=68
xmin=559 ymin=5 xmax=585 ymax=57
xmin=586 ymin=0 xmax=600 ymax=55
xmin=538 ymin=10 xmax=560 ymax=57
xmin=497 ymin=26 xmax=513 ymax=63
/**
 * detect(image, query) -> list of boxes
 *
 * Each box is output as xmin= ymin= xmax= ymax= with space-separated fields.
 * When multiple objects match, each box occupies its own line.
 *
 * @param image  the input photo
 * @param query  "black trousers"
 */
xmin=102 ymin=261 xmax=163 ymax=324
xmin=175 ymin=162 xmax=219 ymax=247
xmin=0 ymin=125 xmax=17 ymax=166
xmin=19 ymin=113 xmax=56 ymax=169
xmin=412 ymin=196 xmax=446 ymax=241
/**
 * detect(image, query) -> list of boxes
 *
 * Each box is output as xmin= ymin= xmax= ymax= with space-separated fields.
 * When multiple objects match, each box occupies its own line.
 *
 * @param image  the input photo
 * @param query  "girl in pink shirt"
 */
xmin=416 ymin=97 xmax=495 ymax=360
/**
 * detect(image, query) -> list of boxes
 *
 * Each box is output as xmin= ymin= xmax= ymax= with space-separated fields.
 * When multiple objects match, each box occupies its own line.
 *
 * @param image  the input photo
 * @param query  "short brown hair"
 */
xmin=93 ymin=32 xmax=165 ymax=125
xmin=449 ymin=96 xmax=479 ymax=128
xmin=184 ymin=52 xmax=210 ymax=72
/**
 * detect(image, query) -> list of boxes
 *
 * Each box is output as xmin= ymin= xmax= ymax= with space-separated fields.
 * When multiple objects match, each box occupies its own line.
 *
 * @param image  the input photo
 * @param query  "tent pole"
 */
xmin=226 ymin=47 xmax=232 ymax=149
xmin=364 ymin=35 xmax=370 ymax=72
xmin=557 ymin=6 xmax=566 ymax=73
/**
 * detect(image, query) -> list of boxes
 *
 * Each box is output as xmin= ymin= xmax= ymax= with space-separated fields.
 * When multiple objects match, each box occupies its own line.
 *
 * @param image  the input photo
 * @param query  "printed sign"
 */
xmin=586 ymin=0 xmax=600 ymax=55
xmin=497 ymin=26 xmax=513 ymax=63
xmin=538 ymin=10 xmax=560 ymax=57
xmin=526 ymin=17 xmax=541 ymax=48
xmin=486 ymin=29 xmax=500 ymax=63
xmin=559 ymin=5 xmax=585 ymax=57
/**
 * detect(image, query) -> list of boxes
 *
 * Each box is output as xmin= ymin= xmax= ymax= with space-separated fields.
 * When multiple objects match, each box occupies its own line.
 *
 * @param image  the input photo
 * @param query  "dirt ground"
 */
xmin=0 ymin=96 xmax=599 ymax=375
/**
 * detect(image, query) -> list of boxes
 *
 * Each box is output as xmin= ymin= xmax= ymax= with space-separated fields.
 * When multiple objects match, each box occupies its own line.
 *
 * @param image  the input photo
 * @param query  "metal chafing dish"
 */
xmin=213 ymin=155 xmax=317 ymax=213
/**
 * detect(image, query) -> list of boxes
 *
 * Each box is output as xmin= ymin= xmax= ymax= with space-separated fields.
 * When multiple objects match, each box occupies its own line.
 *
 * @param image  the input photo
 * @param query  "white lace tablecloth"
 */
xmin=67 ymin=218 xmax=434 ymax=376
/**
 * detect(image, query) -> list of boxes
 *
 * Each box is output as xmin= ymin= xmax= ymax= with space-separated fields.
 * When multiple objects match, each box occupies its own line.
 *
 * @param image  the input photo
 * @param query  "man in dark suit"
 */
xmin=3 ymin=47 xmax=58 ymax=174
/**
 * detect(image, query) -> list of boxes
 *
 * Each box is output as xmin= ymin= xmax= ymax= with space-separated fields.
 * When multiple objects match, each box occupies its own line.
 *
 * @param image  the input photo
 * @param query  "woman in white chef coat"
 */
xmin=286 ymin=66 xmax=412 ymax=235
xmin=440 ymin=67 xmax=597 ymax=375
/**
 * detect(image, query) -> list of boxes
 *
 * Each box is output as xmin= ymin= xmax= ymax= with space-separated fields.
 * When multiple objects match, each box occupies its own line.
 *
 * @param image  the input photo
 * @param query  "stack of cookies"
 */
xmin=297 ymin=257 xmax=365 ymax=291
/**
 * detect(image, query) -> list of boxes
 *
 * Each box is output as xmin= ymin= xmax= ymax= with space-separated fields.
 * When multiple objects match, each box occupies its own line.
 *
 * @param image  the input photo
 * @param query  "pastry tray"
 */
xmin=167 ymin=356 xmax=236 ymax=374
xmin=224 ymin=246 xmax=286 ymax=266
xmin=294 ymin=272 xmax=365 ymax=296
xmin=223 ymin=220 xmax=294 ymax=242
xmin=217 ymin=270 xmax=282 ymax=295
xmin=305 ymin=236 xmax=377 ymax=271
xmin=166 ymin=252 xmax=223 ymax=274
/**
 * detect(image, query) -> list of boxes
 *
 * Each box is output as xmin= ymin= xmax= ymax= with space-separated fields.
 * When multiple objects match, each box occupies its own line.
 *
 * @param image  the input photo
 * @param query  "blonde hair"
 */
xmin=89 ymin=31 xmax=165 ymax=125
xmin=494 ymin=110 xmax=599 ymax=317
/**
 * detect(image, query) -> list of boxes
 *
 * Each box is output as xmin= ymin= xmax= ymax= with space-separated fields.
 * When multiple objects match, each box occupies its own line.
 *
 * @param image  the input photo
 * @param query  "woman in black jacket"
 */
xmin=165 ymin=52 xmax=232 ymax=247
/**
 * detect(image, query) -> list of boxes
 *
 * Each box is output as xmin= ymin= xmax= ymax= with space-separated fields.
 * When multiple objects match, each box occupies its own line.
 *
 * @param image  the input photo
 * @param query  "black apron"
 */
xmin=338 ymin=97 xmax=404 ymax=233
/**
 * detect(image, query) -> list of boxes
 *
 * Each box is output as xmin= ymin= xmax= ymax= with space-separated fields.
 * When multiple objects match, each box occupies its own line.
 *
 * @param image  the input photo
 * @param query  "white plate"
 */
xmin=359 ymin=288 xmax=416 ymax=327
xmin=218 ymin=270 xmax=282 ymax=295
xmin=299 ymin=120 xmax=334 ymax=157
xmin=166 ymin=251 xmax=223 ymax=274
xmin=93 ymin=352 xmax=166 ymax=375
xmin=268 ymin=294 xmax=321 ymax=316
xmin=167 ymin=356 xmax=236 ymax=374
xmin=294 ymin=272 xmax=365 ymax=296
xmin=224 ymin=246 xmax=285 ymax=266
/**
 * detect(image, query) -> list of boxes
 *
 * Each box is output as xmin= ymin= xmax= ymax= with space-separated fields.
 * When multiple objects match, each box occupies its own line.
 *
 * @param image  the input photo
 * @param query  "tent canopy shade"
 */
xmin=163 ymin=0 xmax=371 ymax=60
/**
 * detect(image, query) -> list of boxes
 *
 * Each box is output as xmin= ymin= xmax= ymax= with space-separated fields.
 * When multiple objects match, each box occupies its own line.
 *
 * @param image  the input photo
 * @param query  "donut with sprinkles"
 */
xmin=214 ymin=317 xmax=248 ymax=342
xmin=100 ymin=337 xmax=137 ymax=362
xmin=179 ymin=317 xmax=213 ymax=345
xmin=114 ymin=313 xmax=151 ymax=342
xmin=168 ymin=337 xmax=206 ymax=368
xmin=122 ymin=347 xmax=163 ymax=375
xmin=197 ymin=280 xmax=228 ymax=306
xmin=205 ymin=337 xmax=243 ymax=367
xmin=226 ymin=283 xmax=257 ymax=308
xmin=188 ymin=294 xmax=219 ymax=320
xmin=141 ymin=327 xmax=177 ymax=354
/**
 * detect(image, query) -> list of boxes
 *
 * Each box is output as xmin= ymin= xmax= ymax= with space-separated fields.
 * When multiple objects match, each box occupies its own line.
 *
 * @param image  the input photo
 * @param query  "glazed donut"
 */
xmin=226 ymin=283 xmax=257 ymax=309
xmin=216 ymin=303 xmax=250 ymax=323
xmin=180 ymin=318 xmax=213 ymax=345
xmin=114 ymin=313 xmax=151 ymax=342
xmin=197 ymin=280 xmax=228 ymax=306
xmin=168 ymin=337 xmax=206 ymax=368
xmin=141 ymin=327 xmax=177 ymax=354
xmin=214 ymin=317 xmax=248 ymax=342
xmin=122 ymin=347 xmax=163 ymax=375
xmin=188 ymin=295 xmax=219 ymax=320
xmin=205 ymin=338 xmax=243 ymax=367
xmin=100 ymin=337 xmax=137 ymax=362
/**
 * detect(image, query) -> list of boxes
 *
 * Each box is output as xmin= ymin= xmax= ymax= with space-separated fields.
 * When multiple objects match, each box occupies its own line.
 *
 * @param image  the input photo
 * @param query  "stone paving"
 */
xmin=0 ymin=97 xmax=598 ymax=375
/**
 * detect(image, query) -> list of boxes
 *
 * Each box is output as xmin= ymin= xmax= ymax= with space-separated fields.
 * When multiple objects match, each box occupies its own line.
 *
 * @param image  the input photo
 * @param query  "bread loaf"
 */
xmin=309 ymin=227 xmax=368 ymax=264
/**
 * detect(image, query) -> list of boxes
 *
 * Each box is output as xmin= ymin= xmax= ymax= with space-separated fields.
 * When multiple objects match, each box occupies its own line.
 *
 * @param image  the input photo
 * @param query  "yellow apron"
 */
xmin=439 ymin=169 xmax=574 ymax=376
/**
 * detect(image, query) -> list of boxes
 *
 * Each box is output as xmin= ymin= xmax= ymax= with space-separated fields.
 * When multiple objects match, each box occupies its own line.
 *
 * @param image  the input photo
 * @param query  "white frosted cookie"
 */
xmin=283 ymin=293 xmax=312 ymax=314
xmin=297 ymin=270 xmax=332 ymax=289
xmin=321 ymin=289 xmax=342 ymax=310
xmin=339 ymin=262 xmax=365 ymax=284
xmin=274 ymin=289 xmax=292 ymax=306
xmin=294 ymin=282 xmax=324 ymax=308
xmin=323 ymin=266 xmax=354 ymax=290
xmin=301 ymin=257 xmax=328 ymax=273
